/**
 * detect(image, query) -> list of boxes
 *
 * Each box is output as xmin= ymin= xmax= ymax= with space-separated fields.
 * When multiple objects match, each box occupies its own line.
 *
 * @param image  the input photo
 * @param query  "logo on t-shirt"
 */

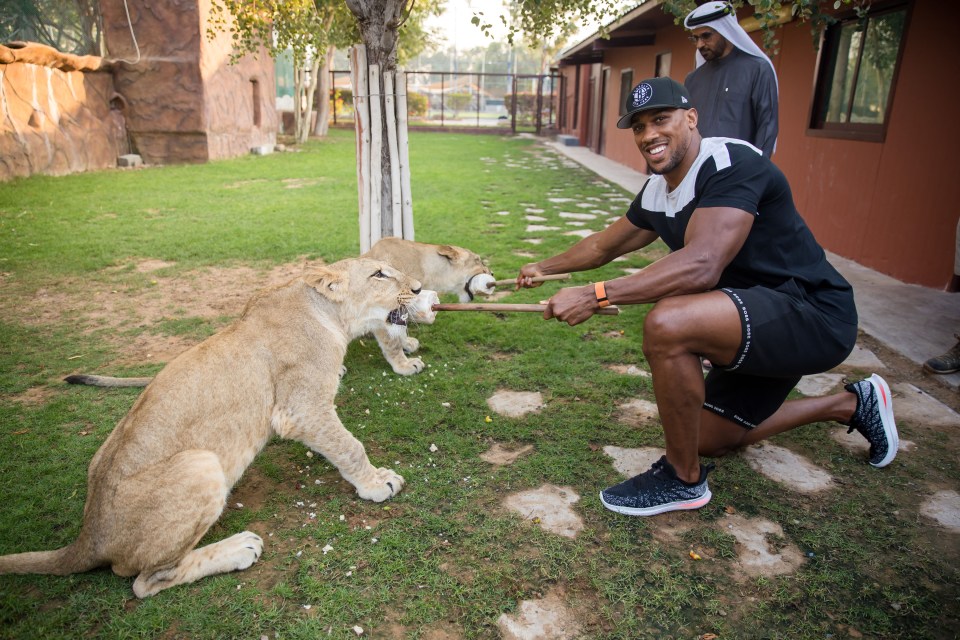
xmin=632 ymin=82 xmax=653 ymax=108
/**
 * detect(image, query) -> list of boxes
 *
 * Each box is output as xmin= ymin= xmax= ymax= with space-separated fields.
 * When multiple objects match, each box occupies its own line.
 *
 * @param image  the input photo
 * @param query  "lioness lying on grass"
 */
xmin=0 ymin=258 xmax=434 ymax=597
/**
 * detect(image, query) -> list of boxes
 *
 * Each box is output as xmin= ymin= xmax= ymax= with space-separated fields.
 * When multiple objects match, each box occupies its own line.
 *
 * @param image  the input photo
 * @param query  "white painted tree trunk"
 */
xmin=350 ymin=43 xmax=414 ymax=253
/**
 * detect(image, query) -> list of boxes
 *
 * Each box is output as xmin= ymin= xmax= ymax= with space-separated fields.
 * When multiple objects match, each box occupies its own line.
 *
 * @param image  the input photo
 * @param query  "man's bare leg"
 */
xmin=641 ymin=291 xmax=742 ymax=483
xmin=698 ymin=392 xmax=857 ymax=457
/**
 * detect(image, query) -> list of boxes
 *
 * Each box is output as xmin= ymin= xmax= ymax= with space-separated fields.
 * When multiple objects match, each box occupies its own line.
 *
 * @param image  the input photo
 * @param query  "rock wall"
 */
xmin=100 ymin=0 xmax=276 ymax=165
xmin=0 ymin=0 xmax=277 ymax=181
xmin=0 ymin=62 xmax=126 ymax=181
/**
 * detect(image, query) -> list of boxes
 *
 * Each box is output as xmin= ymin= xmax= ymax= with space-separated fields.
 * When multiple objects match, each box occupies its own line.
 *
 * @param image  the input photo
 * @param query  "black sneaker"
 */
xmin=844 ymin=374 xmax=898 ymax=468
xmin=923 ymin=335 xmax=960 ymax=374
xmin=599 ymin=455 xmax=714 ymax=517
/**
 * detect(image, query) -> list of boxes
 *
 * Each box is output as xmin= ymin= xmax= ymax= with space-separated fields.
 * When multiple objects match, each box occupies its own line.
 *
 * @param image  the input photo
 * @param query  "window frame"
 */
xmin=806 ymin=0 xmax=912 ymax=143
xmin=619 ymin=68 xmax=634 ymax=117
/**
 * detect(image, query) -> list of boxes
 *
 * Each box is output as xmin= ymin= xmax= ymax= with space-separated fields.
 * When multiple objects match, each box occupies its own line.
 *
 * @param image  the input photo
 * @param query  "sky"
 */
xmin=425 ymin=0 xmax=511 ymax=50
xmin=425 ymin=0 xmax=618 ymax=52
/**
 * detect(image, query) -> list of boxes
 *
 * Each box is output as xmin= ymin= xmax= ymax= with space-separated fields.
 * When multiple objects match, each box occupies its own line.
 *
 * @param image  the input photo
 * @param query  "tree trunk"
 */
xmin=313 ymin=47 xmax=334 ymax=138
xmin=293 ymin=67 xmax=304 ymax=141
xmin=344 ymin=0 xmax=411 ymax=246
xmin=298 ymin=56 xmax=321 ymax=144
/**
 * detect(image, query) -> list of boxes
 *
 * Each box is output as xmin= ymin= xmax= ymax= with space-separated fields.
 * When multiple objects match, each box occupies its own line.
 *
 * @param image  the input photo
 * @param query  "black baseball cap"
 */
xmin=616 ymin=77 xmax=692 ymax=129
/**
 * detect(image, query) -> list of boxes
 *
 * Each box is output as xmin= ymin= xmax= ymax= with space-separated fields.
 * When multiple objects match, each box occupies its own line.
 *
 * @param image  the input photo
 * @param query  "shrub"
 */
xmin=407 ymin=92 xmax=428 ymax=118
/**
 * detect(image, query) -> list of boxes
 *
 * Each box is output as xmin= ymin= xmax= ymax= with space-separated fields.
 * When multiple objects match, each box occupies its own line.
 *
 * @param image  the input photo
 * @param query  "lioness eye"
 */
xmin=372 ymin=270 xmax=387 ymax=279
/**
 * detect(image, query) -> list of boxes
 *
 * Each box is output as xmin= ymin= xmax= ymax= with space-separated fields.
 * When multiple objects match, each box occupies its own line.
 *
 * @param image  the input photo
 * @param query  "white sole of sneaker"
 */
xmin=598 ymin=489 xmax=712 ymax=517
xmin=868 ymin=373 xmax=898 ymax=468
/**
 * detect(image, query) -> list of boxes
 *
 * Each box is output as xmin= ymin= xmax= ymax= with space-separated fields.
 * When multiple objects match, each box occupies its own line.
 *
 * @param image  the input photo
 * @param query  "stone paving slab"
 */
xmin=497 ymin=588 xmax=582 ymax=640
xmin=487 ymin=391 xmax=544 ymax=418
xmin=920 ymin=490 xmax=960 ymax=532
xmin=741 ymin=444 xmax=834 ymax=493
xmin=503 ymin=484 xmax=583 ymax=539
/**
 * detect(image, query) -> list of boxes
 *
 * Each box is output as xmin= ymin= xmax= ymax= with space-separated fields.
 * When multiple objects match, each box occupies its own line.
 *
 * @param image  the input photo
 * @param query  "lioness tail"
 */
xmin=64 ymin=374 xmax=153 ymax=388
xmin=0 ymin=541 xmax=99 ymax=576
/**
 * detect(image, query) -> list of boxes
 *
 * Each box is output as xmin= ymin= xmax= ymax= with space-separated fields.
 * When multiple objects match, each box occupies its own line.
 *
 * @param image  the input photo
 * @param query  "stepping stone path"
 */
xmin=891 ymin=382 xmax=960 ymax=428
xmin=497 ymin=588 xmax=582 ymax=640
xmin=920 ymin=490 xmax=960 ymax=532
xmin=830 ymin=427 xmax=915 ymax=457
xmin=503 ymin=484 xmax=584 ymax=538
xmin=842 ymin=344 xmax=887 ymax=369
xmin=525 ymin=225 xmax=560 ymax=232
xmin=796 ymin=373 xmax=845 ymax=396
xmin=473 ymin=149 xmax=959 ymax=628
xmin=717 ymin=514 xmax=806 ymax=580
xmin=487 ymin=390 xmax=544 ymax=418
xmin=603 ymin=446 xmax=663 ymax=477
xmin=741 ymin=444 xmax=834 ymax=493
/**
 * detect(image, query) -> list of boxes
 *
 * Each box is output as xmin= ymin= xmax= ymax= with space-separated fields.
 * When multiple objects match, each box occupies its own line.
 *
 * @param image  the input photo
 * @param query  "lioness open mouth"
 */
xmin=387 ymin=308 xmax=409 ymax=326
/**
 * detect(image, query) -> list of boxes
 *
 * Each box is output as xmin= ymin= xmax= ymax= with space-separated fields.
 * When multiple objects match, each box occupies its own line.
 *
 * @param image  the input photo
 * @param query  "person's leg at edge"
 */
xmin=641 ymin=291 xmax=743 ymax=484
xmin=698 ymin=393 xmax=858 ymax=457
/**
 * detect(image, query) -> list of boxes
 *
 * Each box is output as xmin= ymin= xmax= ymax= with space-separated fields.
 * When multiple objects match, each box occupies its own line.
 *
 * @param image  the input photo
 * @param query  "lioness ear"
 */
xmin=436 ymin=245 xmax=460 ymax=261
xmin=305 ymin=267 xmax=349 ymax=302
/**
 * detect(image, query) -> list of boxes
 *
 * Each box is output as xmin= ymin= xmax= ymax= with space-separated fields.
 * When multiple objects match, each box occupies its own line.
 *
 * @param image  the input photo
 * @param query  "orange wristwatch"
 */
xmin=595 ymin=281 xmax=610 ymax=307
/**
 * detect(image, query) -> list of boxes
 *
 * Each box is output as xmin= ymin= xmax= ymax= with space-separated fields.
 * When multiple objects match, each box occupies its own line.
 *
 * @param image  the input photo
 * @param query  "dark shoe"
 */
xmin=599 ymin=455 xmax=714 ymax=516
xmin=844 ymin=374 xmax=898 ymax=468
xmin=923 ymin=335 xmax=960 ymax=374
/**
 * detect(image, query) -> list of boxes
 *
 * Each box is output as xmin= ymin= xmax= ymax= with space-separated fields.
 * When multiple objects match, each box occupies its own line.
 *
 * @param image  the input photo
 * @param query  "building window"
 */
xmin=619 ymin=69 xmax=633 ymax=114
xmin=655 ymin=52 xmax=671 ymax=78
xmin=809 ymin=2 xmax=909 ymax=141
xmin=251 ymin=79 xmax=262 ymax=128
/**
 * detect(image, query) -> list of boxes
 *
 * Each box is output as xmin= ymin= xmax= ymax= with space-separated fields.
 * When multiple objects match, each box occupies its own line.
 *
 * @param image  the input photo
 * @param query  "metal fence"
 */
xmin=327 ymin=70 xmax=562 ymax=136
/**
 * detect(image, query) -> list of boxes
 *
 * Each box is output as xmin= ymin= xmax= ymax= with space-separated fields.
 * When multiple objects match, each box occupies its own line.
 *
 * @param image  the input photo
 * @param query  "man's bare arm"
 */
xmin=600 ymin=206 xmax=754 ymax=303
xmin=543 ymin=206 xmax=754 ymax=325
xmin=520 ymin=216 xmax=659 ymax=284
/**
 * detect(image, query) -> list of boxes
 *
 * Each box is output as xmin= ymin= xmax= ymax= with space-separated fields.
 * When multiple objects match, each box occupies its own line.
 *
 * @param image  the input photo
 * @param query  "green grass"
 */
xmin=0 ymin=129 xmax=957 ymax=639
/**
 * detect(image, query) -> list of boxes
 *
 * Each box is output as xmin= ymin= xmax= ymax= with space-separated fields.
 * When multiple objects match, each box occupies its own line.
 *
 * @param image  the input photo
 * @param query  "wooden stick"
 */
xmin=432 ymin=303 xmax=620 ymax=315
xmin=492 ymin=273 xmax=572 ymax=287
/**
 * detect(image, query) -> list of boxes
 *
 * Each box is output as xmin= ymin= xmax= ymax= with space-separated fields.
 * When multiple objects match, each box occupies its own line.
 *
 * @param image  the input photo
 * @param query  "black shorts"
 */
xmin=703 ymin=280 xmax=857 ymax=429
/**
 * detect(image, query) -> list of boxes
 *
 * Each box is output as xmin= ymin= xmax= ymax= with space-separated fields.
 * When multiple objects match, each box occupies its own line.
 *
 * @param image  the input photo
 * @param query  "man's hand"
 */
xmin=544 ymin=285 xmax=599 ymax=326
xmin=516 ymin=263 xmax=545 ymax=289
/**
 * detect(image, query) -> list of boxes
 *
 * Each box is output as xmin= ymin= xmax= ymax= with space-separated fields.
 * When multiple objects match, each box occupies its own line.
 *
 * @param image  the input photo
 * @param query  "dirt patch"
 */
xmin=133 ymin=259 xmax=176 ymax=273
xmin=9 ymin=386 xmax=56 ymax=405
xmin=481 ymin=443 xmax=534 ymax=466
xmin=605 ymin=364 xmax=650 ymax=378
xmin=1 ymin=257 xmax=325 ymax=365
xmin=615 ymin=398 xmax=660 ymax=427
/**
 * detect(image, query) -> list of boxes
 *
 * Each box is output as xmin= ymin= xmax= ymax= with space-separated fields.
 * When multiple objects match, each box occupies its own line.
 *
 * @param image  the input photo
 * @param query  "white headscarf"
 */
xmin=684 ymin=1 xmax=777 ymax=89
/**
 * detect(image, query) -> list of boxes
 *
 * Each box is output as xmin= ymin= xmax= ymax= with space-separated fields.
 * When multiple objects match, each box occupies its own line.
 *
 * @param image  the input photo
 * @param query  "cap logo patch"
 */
xmin=632 ymin=82 xmax=653 ymax=108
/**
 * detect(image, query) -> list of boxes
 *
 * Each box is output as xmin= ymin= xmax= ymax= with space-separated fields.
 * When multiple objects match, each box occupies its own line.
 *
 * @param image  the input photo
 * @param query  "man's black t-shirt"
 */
xmin=625 ymin=138 xmax=856 ymax=323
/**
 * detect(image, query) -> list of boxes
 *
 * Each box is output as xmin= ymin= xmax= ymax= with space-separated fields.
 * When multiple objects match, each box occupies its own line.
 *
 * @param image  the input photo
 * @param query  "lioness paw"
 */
xmin=401 ymin=336 xmax=420 ymax=354
xmin=356 ymin=468 xmax=405 ymax=502
xmin=222 ymin=531 xmax=264 ymax=571
xmin=392 ymin=357 xmax=425 ymax=376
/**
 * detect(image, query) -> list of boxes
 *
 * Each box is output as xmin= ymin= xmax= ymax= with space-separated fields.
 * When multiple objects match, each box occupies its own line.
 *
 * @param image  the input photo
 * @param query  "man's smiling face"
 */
xmin=631 ymin=108 xmax=698 ymax=180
